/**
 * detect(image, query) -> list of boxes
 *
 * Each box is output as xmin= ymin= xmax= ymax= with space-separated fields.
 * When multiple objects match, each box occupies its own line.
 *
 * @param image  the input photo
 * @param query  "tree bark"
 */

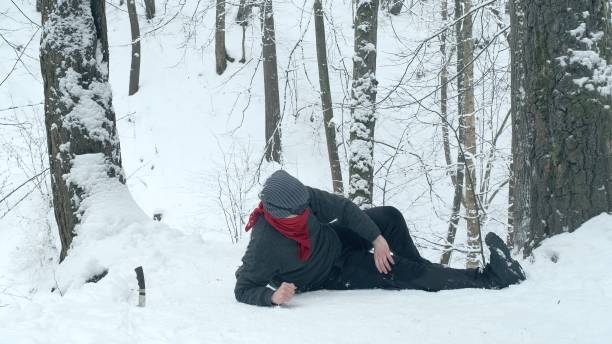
xmin=144 ymin=0 xmax=155 ymax=19
xmin=40 ymin=0 xmax=123 ymax=261
xmin=314 ymin=0 xmax=344 ymax=194
xmin=216 ymin=0 xmax=228 ymax=74
xmin=513 ymin=0 xmax=612 ymax=256
xmin=236 ymin=0 xmax=253 ymax=63
xmin=261 ymin=0 xmax=282 ymax=162
xmin=508 ymin=0 xmax=526 ymax=251
xmin=385 ymin=0 xmax=404 ymax=15
xmin=461 ymin=0 xmax=481 ymax=269
xmin=439 ymin=0 xmax=466 ymax=266
xmin=349 ymin=0 xmax=379 ymax=208
xmin=127 ymin=0 xmax=140 ymax=96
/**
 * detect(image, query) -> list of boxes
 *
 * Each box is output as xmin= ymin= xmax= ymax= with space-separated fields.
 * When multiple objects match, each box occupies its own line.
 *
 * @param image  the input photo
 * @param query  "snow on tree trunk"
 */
xmin=40 ymin=0 xmax=123 ymax=261
xmin=314 ymin=0 xmax=344 ymax=194
xmin=349 ymin=0 xmax=379 ymax=208
xmin=261 ymin=0 xmax=282 ymax=163
xmin=512 ymin=0 xmax=612 ymax=256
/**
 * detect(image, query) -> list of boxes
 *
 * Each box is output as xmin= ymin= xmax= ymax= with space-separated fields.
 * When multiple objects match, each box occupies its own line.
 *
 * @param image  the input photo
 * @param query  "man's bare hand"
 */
xmin=271 ymin=282 xmax=296 ymax=305
xmin=373 ymin=235 xmax=395 ymax=274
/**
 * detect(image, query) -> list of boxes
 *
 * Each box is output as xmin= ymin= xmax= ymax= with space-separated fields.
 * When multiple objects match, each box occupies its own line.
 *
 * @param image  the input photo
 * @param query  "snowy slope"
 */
xmin=1 ymin=1 xmax=610 ymax=343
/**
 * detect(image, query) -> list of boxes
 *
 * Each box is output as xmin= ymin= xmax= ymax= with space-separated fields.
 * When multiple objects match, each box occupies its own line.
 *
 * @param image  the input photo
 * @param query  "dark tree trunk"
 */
xmin=127 ymin=0 xmax=140 ymax=96
xmin=37 ymin=0 xmax=42 ymax=12
xmin=261 ymin=0 xmax=282 ymax=162
xmin=349 ymin=0 xmax=379 ymax=207
xmin=513 ymin=0 xmax=612 ymax=256
xmin=216 ymin=0 xmax=227 ymax=74
xmin=40 ymin=0 xmax=123 ymax=261
xmin=144 ymin=0 xmax=155 ymax=19
xmin=314 ymin=0 xmax=344 ymax=194
xmin=384 ymin=0 xmax=404 ymax=15
xmin=236 ymin=0 xmax=253 ymax=63
xmin=215 ymin=0 xmax=234 ymax=73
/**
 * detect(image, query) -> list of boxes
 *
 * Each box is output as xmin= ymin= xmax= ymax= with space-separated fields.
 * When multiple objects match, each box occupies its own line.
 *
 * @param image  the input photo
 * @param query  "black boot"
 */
xmin=484 ymin=232 xmax=526 ymax=288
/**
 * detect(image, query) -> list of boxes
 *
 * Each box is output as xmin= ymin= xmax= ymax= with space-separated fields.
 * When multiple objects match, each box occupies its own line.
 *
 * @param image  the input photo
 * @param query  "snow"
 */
xmin=1 ymin=1 xmax=609 ymax=343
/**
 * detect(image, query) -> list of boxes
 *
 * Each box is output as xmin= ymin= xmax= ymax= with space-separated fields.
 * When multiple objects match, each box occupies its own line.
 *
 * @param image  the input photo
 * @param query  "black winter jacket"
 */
xmin=234 ymin=187 xmax=381 ymax=306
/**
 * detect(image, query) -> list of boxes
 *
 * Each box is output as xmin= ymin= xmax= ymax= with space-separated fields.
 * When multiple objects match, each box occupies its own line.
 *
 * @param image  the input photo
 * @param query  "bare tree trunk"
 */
xmin=236 ymin=0 xmax=252 ymax=63
xmin=127 ymin=0 xmax=140 ymax=96
xmin=314 ymin=0 xmax=343 ymax=194
xmin=144 ymin=0 xmax=155 ymax=19
xmin=513 ymin=0 xmax=612 ymax=256
xmin=40 ymin=0 xmax=123 ymax=262
xmin=349 ymin=0 xmax=379 ymax=207
xmin=36 ymin=0 xmax=42 ymax=12
xmin=440 ymin=0 xmax=455 ymax=187
xmin=216 ymin=0 xmax=228 ymax=74
xmin=461 ymin=0 xmax=481 ymax=269
xmin=261 ymin=0 xmax=282 ymax=162
xmin=439 ymin=0 xmax=466 ymax=266
xmin=508 ymin=0 xmax=525 ymax=251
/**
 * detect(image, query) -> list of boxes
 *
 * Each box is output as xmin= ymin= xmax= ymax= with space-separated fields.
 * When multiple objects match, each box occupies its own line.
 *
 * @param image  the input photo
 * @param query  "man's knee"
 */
xmin=380 ymin=206 xmax=403 ymax=221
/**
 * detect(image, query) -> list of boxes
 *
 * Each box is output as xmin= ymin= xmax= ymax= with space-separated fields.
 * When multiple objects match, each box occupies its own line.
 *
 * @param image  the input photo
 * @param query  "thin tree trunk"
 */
xmin=440 ymin=0 xmax=455 ymax=187
xmin=314 ymin=0 xmax=343 ymax=194
xmin=216 ymin=0 xmax=227 ymax=74
xmin=349 ymin=0 xmax=379 ymax=208
xmin=261 ymin=0 xmax=282 ymax=162
xmin=144 ymin=0 xmax=155 ymax=19
xmin=36 ymin=0 xmax=42 ymax=12
xmin=508 ymin=0 xmax=525 ymax=252
xmin=461 ymin=0 xmax=481 ymax=269
xmin=439 ymin=0 xmax=465 ymax=266
xmin=127 ymin=0 xmax=140 ymax=96
xmin=236 ymin=0 xmax=252 ymax=63
xmin=40 ymin=0 xmax=123 ymax=262
xmin=440 ymin=0 xmax=467 ymax=266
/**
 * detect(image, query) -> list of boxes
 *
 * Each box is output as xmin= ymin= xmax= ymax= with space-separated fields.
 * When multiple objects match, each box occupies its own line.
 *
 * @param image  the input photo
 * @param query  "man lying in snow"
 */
xmin=235 ymin=170 xmax=525 ymax=306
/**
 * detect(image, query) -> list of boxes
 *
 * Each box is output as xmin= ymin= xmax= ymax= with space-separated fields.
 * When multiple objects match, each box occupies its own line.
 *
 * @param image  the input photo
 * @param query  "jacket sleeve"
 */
xmin=234 ymin=228 xmax=278 ymax=306
xmin=306 ymin=186 xmax=381 ymax=242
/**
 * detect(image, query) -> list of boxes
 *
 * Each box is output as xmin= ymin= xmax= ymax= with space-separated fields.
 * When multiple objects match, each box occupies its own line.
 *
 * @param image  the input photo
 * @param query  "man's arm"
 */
xmin=307 ymin=186 xmax=395 ymax=273
xmin=306 ymin=186 xmax=381 ymax=242
xmin=234 ymin=227 xmax=281 ymax=306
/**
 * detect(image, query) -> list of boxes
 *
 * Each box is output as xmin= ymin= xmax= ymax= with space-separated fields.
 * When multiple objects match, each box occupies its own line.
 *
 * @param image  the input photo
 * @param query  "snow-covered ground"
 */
xmin=1 ymin=1 xmax=611 ymax=343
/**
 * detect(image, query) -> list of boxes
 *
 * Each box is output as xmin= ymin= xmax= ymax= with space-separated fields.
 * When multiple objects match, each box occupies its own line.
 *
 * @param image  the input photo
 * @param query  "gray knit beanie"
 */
xmin=259 ymin=170 xmax=310 ymax=218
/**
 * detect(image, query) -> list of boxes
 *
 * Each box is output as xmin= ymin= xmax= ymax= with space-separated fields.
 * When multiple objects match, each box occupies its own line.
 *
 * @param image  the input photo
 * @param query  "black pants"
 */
xmin=323 ymin=206 xmax=491 ymax=291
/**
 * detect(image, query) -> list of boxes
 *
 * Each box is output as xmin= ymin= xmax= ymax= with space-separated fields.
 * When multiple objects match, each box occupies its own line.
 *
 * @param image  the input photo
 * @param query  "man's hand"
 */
xmin=373 ymin=235 xmax=395 ymax=274
xmin=271 ymin=282 xmax=296 ymax=305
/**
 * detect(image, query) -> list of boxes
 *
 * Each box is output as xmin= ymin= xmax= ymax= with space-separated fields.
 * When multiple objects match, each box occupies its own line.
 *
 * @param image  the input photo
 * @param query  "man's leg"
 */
xmin=364 ymin=206 xmax=426 ymax=262
xmin=324 ymin=250 xmax=493 ymax=291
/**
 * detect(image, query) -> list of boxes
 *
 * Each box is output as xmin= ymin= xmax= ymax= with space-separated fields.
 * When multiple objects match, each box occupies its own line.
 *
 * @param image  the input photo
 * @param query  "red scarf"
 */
xmin=245 ymin=201 xmax=312 ymax=261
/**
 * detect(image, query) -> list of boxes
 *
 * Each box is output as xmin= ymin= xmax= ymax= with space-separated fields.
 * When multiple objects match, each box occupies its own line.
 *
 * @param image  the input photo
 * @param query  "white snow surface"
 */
xmin=1 ymin=1 xmax=611 ymax=343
